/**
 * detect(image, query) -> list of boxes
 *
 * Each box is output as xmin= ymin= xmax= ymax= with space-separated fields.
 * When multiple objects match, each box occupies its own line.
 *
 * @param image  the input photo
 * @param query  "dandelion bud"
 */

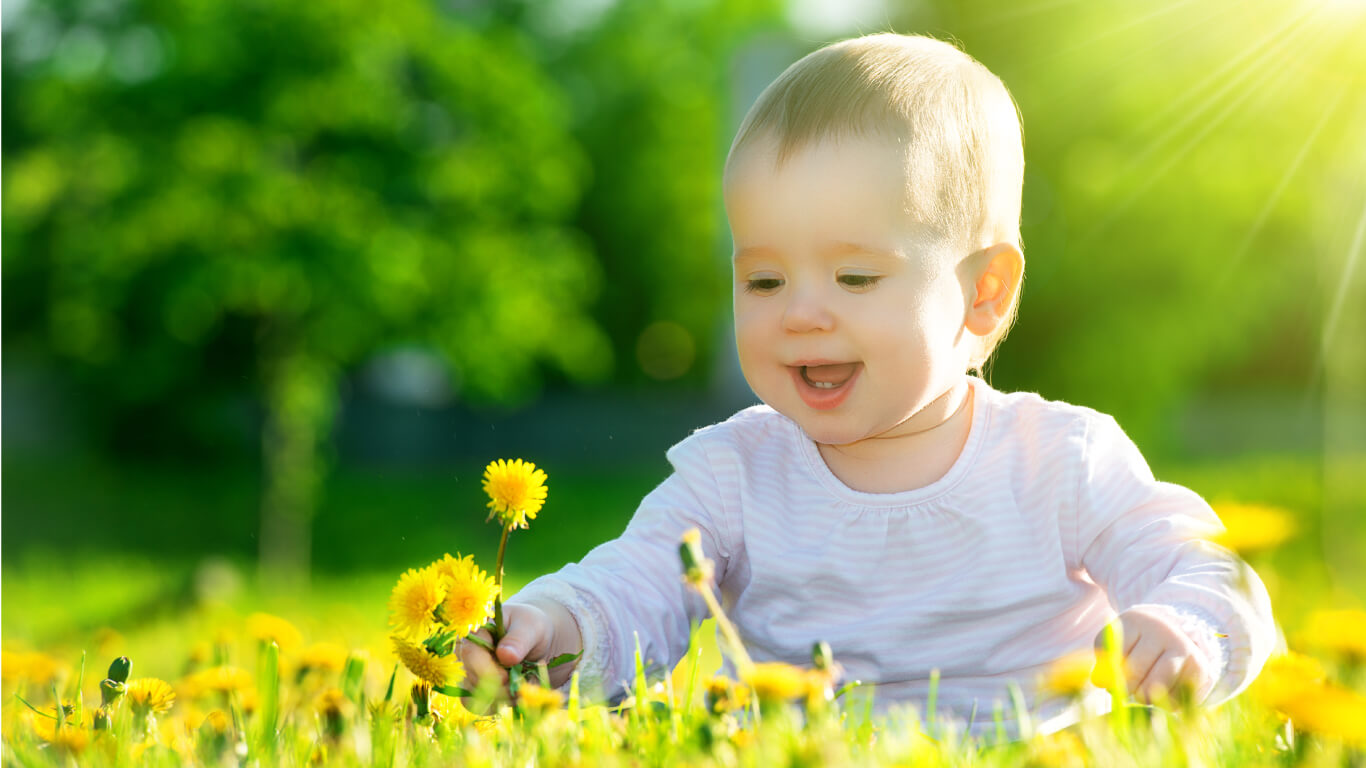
xmin=107 ymin=656 xmax=132 ymax=684
xmin=100 ymin=678 xmax=126 ymax=706
xmin=812 ymin=641 xmax=835 ymax=671
xmin=679 ymin=528 xmax=714 ymax=586
xmin=92 ymin=707 xmax=112 ymax=731
xmin=411 ymin=683 xmax=432 ymax=720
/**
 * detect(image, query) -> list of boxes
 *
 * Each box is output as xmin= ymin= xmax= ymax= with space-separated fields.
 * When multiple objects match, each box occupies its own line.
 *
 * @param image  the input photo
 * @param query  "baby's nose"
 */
xmin=782 ymin=286 xmax=834 ymax=332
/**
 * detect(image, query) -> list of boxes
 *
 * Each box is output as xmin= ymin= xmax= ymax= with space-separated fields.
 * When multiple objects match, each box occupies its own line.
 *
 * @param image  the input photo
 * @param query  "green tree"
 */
xmin=519 ymin=0 xmax=784 ymax=386
xmin=3 ymin=0 xmax=610 ymax=580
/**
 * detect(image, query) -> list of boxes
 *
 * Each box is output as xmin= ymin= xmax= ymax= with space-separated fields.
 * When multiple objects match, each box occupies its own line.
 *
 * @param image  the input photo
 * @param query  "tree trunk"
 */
xmin=259 ymin=350 xmax=338 ymax=589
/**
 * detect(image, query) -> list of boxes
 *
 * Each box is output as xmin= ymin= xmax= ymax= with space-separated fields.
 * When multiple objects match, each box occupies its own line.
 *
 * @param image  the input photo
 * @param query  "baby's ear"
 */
xmin=964 ymin=243 xmax=1024 ymax=337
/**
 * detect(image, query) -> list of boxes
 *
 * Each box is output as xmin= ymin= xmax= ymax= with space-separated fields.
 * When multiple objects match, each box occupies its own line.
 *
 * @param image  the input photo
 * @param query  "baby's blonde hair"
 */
xmin=725 ymin=33 xmax=1025 ymax=370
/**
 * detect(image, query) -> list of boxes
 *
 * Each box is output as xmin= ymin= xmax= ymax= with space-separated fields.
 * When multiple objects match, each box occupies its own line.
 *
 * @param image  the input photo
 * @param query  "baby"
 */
xmin=461 ymin=32 xmax=1275 ymax=733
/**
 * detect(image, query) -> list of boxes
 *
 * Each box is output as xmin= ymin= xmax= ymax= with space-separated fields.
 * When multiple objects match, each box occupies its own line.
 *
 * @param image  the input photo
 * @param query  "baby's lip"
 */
xmin=787 ymin=362 xmax=862 ymax=410
xmin=798 ymin=362 xmax=860 ymax=386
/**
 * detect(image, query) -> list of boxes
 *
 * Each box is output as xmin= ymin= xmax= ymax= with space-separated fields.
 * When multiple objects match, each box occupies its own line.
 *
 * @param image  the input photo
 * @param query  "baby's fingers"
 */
xmin=1137 ymin=652 xmax=1213 ymax=705
xmin=458 ymin=630 xmax=509 ymax=690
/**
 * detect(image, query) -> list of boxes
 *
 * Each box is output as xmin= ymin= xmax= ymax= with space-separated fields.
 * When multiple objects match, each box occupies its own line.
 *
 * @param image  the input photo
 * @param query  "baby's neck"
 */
xmin=816 ymin=381 xmax=974 ymax=494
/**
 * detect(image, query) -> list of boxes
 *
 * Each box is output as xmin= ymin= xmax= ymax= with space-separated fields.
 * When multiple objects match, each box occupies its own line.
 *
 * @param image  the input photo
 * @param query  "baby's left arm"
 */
xmin=1069 ymin=413 xmax=1276 ymax=705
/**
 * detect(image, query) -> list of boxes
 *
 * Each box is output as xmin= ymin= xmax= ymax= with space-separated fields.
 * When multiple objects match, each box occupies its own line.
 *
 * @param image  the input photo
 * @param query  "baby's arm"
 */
xmin=487 ymin=432 xmax=736 ymax=701
xmin=1071 ymin=413 xmax=1276 ymax=705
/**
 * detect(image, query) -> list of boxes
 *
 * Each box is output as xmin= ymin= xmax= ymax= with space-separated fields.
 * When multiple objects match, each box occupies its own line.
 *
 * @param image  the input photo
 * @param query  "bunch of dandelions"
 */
xmin=387 ymin=458 xmax=576 ymax=708
xmin=388 ymin=553 xmax=500 ymax=697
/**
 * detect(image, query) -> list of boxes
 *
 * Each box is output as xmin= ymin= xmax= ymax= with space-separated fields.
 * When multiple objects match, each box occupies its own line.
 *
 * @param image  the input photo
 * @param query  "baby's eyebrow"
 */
xmin=733 ymin=246 xmax=776 ymax=264
xmin=733 ymin=242 xmax=903 ymax=263
xmin=825 ymin=240 xmax=904 ymax=260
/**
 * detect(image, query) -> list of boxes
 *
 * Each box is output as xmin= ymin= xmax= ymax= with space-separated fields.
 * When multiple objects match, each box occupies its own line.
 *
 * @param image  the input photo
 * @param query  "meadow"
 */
xmin=4 ymin=453 xmax=1365 ymax=766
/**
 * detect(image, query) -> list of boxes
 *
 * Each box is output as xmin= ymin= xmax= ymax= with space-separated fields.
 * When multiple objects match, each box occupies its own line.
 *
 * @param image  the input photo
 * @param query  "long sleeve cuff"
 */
xmin=1131 ymin=602 xmax=1230 ymax=703
xmin=1169 ymin=603 xmax=1230 ymax=690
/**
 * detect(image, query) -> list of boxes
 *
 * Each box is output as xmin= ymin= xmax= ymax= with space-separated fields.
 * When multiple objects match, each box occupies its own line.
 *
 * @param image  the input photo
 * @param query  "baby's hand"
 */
xmin=1093 ymin=605 xmax=1215 ymax=705
xmin=457 ymin=600 xmax=581 ymax=702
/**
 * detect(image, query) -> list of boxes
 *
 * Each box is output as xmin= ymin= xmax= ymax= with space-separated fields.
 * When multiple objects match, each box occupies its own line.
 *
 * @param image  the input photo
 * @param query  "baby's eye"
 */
xmin=744 ymin=277 xmax=783 ymax=294
xmin=837 ymin=274 xmax=882 ymax=291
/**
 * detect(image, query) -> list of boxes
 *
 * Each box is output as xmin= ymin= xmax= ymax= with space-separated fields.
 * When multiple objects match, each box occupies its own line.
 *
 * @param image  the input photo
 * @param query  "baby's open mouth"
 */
xmin=800 ymin=363 xmax=860 ymax=389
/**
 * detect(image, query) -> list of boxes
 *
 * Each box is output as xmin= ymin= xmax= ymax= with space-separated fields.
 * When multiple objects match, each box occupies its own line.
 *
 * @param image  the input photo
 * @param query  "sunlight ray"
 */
xmin=1320 ymin=190 xmax=1366 ymax=360
xmin=1048 ymin=0 xmax=1200 ymax=59
xmin=1214 ymin=83 xmax=1349 ymax=292
xmin=1131 ymin=2 xmax=1323 ymax=139
xmin=1074 ymin=5 xmax=1360 ymax=246
xmin=1109 ymin=8 xmax=1323 ymax=193
xmin=1076 ymin=39 xmax=1307 ymax=243
xmin=1031 ymin=1 xmax=1228 ymax=121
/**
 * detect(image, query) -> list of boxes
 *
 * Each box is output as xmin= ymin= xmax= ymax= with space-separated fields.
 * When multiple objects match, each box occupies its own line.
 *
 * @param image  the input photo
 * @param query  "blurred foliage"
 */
xmin=2 ymin=0 xmax=614 ymax=453
xmin=4 ymin=0 xmax=1365 ymax=570
xmin=6 ymin=0 xmax=1363 ymax=455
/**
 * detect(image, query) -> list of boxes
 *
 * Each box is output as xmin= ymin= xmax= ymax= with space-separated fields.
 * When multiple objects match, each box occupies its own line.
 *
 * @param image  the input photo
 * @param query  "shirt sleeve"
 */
xmin=1068 ymin=412 xmax=1276 ymax=704
xmin=506 ymin=429 xmax=734 ymax=702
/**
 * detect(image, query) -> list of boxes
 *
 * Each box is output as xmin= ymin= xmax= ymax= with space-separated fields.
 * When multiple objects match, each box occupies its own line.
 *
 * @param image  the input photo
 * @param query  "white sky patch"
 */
xmin=787 ymin=0 xmax=894 ymax=39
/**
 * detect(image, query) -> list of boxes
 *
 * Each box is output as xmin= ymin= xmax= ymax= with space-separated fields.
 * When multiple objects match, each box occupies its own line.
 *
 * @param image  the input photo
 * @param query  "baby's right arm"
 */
xmin=458 ymin=598 xmax=584 ymax=695
xmin=465 ymin=424 xmax=740 ymax=702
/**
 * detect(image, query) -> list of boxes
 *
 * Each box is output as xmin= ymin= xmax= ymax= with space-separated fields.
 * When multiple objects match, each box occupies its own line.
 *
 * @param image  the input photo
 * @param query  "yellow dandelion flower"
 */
xmin=246 ymin=613 xmax=303 ymax=652
xmin=197 ymin=709 xmax=232 ymax=737
xmin=126 ymin=678 xmax=177 ymax=717
xmin=181 ymin=665 xmax=254 ymax=699
xmin=1031 ymin=729 xmax=1089 ymax=768
xmin=30 ymin=704 xmax=88 ymax=743
xmin=1210 ymin=501 xmax=1296 ymax=555
xmin=317 ymin=688 xmax=350 ymax=718
xmin=1253 ymin=652 xmax=1326 ymax=710
xmin=482 ymin=458 xmax=548 ymax=529
xmin=1297 ymin=609 xmax=1366 ymax=661
xmin=317 ymin=689 xmax=352 ymax=738
xmin=1041 ymin=651 xmax=1099 ymax=698
xmin=299 ymin=643 xmax=350 ymax=674
xmin=434 ymin=555 xmax=499 ymax=635
xmin=741 ymin=661 xmax=810 ymax=703
xmin=1277 ymin=683 xmax=1366 ymax=743
xmin=731 ymin=727 xmax=756 ymax=749
xmin=31 ymin=713 xmax=90 ymax=754
xmin=517 ymin=683 xmax=566 ymax=712
xmin=388 ymin=566 xmax=447 ymax=638
xmin=430 ymin=693 xmax=480 ymax=729
xmin=129 ymin=740 xmax=165 ymax=763
xmin=392 ymin=635 xmax=464 ymax=688
xmin=706 ymin=675 xmax=752 ymax=713
xmin=1 ymin=650 xmax=67 ymax=686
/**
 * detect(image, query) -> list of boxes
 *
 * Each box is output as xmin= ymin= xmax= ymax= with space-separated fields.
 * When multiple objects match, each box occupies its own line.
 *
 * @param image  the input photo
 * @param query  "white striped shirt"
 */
xmin=511 ymin=376 xmax=1275 ymax=733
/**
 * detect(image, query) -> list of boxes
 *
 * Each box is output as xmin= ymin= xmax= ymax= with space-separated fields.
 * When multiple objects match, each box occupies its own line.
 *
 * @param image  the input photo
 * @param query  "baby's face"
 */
xmin=725 ymin=136 xmax=974 ymax=447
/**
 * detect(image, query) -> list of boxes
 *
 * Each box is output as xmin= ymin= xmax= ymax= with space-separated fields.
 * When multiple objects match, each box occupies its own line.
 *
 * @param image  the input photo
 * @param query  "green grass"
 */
xmin=3 ymin=452 xmax=1365 ymax=765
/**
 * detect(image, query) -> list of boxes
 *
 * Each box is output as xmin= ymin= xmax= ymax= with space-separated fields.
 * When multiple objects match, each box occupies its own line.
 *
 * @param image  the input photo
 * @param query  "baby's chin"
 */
xmin=782 ymin=411 xmax=878 ymax=448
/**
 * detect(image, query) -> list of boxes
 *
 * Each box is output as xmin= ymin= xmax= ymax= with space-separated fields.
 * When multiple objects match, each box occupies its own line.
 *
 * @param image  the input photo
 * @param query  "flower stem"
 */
xmin=492 ymin=523 xmax=513 ymax=642
xmin=696 ymin=582 xmax=753 ymax=672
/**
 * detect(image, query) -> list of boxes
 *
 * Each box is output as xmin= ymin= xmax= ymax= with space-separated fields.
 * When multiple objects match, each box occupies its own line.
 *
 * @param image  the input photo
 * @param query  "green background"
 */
xmin=4 ymin=0 xmax=1364 ymax=647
